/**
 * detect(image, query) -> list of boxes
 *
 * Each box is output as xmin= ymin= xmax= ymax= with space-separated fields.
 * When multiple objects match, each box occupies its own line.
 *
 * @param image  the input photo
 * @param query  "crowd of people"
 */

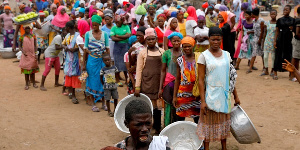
xmin=1 ymin=0 xmax=300 ymax=149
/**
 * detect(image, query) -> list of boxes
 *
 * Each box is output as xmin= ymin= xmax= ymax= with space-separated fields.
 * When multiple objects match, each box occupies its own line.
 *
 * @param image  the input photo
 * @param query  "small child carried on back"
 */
xmin=100 ymin=54 xmax=119 ymax=117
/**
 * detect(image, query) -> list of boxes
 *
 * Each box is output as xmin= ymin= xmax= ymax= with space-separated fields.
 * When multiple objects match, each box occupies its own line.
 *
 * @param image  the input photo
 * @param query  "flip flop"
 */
xmin=270 ymin=72 xmax=274 ymax=77
xmin=291 ymin=78 xmax=298 ymax=82
xmin=40 ymin=86 xmax=47 ymax=91
xmin=24 ymin=86 xmax=29 ymax=90
xmin=68 ymin=93 xmax=72 ymax=99
xmin=72 ymin=98 xmax=79 ymax=104
xmin=33 ymin=84 xmax=38 ymax=88
xmin=260 ymin=72 xmax=269 ymax=76
xmin=102 ymin=105 xmax=108 ymax=111
xmin=92 ymin=106 xmax=100 ymax=112
xmin=252 ymin=66 xmax=258 ymax=70
xmin=246 ymin=70 xmax=252 ymax=74
xmin=108 ymin=112 xmax=114 ymax=117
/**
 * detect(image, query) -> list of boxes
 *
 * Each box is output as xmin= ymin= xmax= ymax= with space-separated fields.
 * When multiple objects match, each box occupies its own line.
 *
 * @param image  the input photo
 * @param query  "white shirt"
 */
xmin=185 ymin=20 xmax=197 ymax=38
xmin=196 ymin=9 xmax=205 ymax=17
xmin=194 ymin=27 xmax=209 ymax=45
xmin=76 ymin=36 xmax=84 ymax=56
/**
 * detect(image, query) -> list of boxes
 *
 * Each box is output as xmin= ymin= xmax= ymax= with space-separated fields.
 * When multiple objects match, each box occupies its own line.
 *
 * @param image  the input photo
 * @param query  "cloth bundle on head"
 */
xmin=241 ymin=2 xmax=249 ymax=10
xmin=214 ymin=4 xmax=221 ymax=10
xmin=171 ymin=11 xmax=177 ymax=18
xmin=144 ymin=28 xmax=156 ymax=39
xmin=209 ymin=26 xmax=223 ymax=37
xmin=129 ymin=35 xmax=137 ymax=46
xmin=202 ymin=2 xmax=209 ymax=9
xmin=38 ymin=10 xmax=46 ymax=16
xmin=181 ymin=37 xmax=195 ymax=46
xmin=187 ymin=6 xmax=197 ymax=21
xmin=167 ymin=32 xmax=183 ymax=40
xmin=218 ymin=11 xmax=228 ymax=28
xmin=96 ymin=2 xmax=103 ymax=9
xmin=4 ymin=5 xmax=11 ymax=10
xmin=135 ymin=3 xmax=147 ymax=15
xmin=19 ymin=4 xmax=26 ymax=10
xmin=51 ymin=6 xmax=70 ymax=28
xmin=79 ymin=7 xmax=85 ymax=13
xmin=219 ymin=5 xmax=228 ymax=11
xmin=78 ymin=20 xmax=90 ymax=37
xmin=91 ymin=15 xmax=102 ymax=24
xmin=166 ymin=17 xmax=179 ymax=31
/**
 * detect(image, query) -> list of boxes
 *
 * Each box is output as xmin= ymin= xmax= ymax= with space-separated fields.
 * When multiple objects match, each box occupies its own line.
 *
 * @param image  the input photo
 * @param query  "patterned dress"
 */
xmin=263 ymin=21 xmax=276 ymax=53
xmin=238 ymin=20 xmax=254 ymax=59
xmin=176 ymin=55 xmax=200 ymax=118
xmin=19 ymin=34 xmax=39 ymax=74
xmin=251 ymin=18 xmax=264 ymax=57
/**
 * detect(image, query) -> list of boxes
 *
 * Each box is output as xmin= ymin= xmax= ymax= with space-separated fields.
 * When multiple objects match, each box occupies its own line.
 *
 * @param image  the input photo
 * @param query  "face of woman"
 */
xmin=136 ymin=31 xmax=145 ymax=43
xmin=148 ymin=6 xmax=155 ymax=15
xmin=25 ymin=27 xmax=31 ymax=34
xmin=170 ymin=18 xmax=178 ymax=30
xmin=209 ymin=35 xmax=222 ymax=50
xmin=182 ymin=43 xmax=193 ymax=55
xmin=126 ymin=113 xmax=152 ymax=144
xmin=92 ymin=22 xmax=100 ymax=31
xmin=116 ymin=20 xmax=123 ymax=27
xmin=146 ymin=36 xmax=157 ymax=47
xmin=177 ymin=13 xmax=183 ymax=21
xmin=4 ymin=9 xmax=9 ymax=14
xmin=270 ymin=11 xmax=277 ymax=20
xmin=61 ymin=8 xmax=66 ymax=15
xmin=218 ymin=14 xmax=224 ymax=23
xmin=91 ymin=1 xmax=95 ymax=6
xmin=52 ymin=7 xmax=57 ymax=14
xmin=198 ymin=20 xmax=205 ymax=28
xmin=20 ymin=7 xmax=25 ymax=13
xmin=283 ymin=6 xmax=291 ymax=16
xmin=171 ymin=36 xmax=181 ymax=49
xmin=85 ymin=11 xmax=89 ymax=18
xmin=244 ymin=13 xmax=251 ymax=20
xmin=208 ymin=8 xmax=213 ymax=15
xmin=158 ymin=18 xmax=165 ymax=27
xmin=80 ymin=3 xmax=85 ymax=7
xmin=105 ymin=16 xmax=113 ymax=25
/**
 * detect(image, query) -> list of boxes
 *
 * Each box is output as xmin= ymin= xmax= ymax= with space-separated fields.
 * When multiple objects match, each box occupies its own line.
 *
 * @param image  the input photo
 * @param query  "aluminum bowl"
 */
xmin=114 ymin=94 xmax=153 ymax=133
xmin=0 ymin=48 xmax=17 ymax=59
xmin=260 ymin=11 xmax=270 ymax=16
xmin=230 ymin=105 xmax=261 ymax=144
xmin=160 ymin=121 xmax=203 ymax=150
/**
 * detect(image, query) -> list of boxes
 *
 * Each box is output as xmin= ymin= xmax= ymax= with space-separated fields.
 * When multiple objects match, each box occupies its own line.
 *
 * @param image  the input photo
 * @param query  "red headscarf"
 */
xmin=51 ymin=6 xmax=70 ymax=28
xmin=186 ymin=6 xmax=197 ymax=21
xmin=77 ymin=20 xmax=90 ymax=38
xmin=202 ymin=2 xmax=209 ymax=9
xmin=218 ymin=11 xmax=228 ymax=49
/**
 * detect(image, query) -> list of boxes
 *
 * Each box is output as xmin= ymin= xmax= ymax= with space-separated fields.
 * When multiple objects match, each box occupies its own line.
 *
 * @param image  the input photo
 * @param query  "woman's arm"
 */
xmin=296 ymin=26 xmax=300 ymax=39
xmin=134 ymin=50 xmax=145 ymax=97
xmin=233 ymin=88 xmax=241 ymax=105
xmin=158 ymin=63 xmax=167 ymax=99
xmin=274 ymin=27 xmax=279 ymax=48
xmin=258 ymin=21 xmax=265 ymax=46
xmin=198 ymin=64 xmax=207 ymax=115
xmin=111 ymin=36 xmax=124 ymax=42
xmin=34 ymin=21 xmax=42 ymax=29
xmin=163 ymin=37 xmax=168 ymax=50
xmin=147 ymin=16 xmax=156 ymax=28
xmin=173 ymin=63 xmax=181 ymax=108
xmin=13 ymin=25 xmax=21 ymax=52
xmin=82 ymin=49 xmax=88 ymax=71
xmin=115 ymin=33 xmax=131 ymax=39
xmin=230 ymin=16 xmax=236 ymax=30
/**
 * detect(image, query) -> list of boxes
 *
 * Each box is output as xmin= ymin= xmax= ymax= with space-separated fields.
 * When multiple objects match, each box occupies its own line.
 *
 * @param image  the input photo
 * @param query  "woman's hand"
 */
xmin=274 ymin=41 xmax=277 ymax=49
xmin=158 ymin=89 xmax=163 ymax=99
xmin=172 ymin=97 xmax=178 ymax=108
xmin=82 ymin=64 xmax=86 ymax=71
xmin=134 ymin=89 xmax=140 ymax=97
xmin=234 ymin=97 xmax=241 ymax=106
xmin=200 ymin=102 xmax=208 ymax=115
xmin=282 ymin=59 xmax=295 ymax=73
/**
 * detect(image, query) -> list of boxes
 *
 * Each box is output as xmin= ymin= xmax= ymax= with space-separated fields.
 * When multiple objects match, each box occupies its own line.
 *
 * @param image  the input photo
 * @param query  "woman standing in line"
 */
xmin=0 ymin=6 xmax=14 ymax=48
xmin=134 ymin=28 xmax=165 ymax=134
xmin=197 ymin=27 xmax=240 ymax=150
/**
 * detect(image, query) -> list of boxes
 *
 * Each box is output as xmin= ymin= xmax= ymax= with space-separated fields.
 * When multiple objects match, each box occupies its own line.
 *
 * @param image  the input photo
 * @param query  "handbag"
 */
xmin=192 ymin=52 xmax=201 ymax=97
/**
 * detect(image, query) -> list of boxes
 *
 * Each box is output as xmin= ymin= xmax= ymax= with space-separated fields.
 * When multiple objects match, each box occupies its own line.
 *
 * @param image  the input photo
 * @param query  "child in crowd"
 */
xmin=19 ymin=25 xmax=39 ymax=90
xmin=62 ymin=21 xmax=81 ymax=104
xmin=40 ymin=28 xmax=67 ymax=91
xmin=194 ymin=15 xmax=209 ymax=52
xmin=261 ymin=10 xmax=277 ymax=76
xmin=100 ymin=54 xmax=119 ymax=117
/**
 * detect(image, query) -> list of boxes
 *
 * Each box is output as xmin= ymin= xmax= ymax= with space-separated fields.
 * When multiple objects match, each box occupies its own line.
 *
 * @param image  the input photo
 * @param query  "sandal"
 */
xmin=117 ymin=82 xmax=123 ymax=87
xmin=108 ymin=112 xmax=114 ymax=117
xmin=260 ymin=72 xmax=269 ymax=76
xmin=92 ymin=106 xmax=100 ymax=112
xmin=24 ymin=86 xmax=29 ymax=90
xmin=273 ymin=76 xmax=278 ymax=80
xmin=252 ymin=66 xmax=258 ymax=70
xmin=72 ymin=98 xmax=79 ymax=104
xmin=270 ymin=72 xmax=274 ymax=77
xmin=246 ymin=70 xmax=252 ymax=74
xmin=291 ymin=77 xmax=298 ymax=82
xmin=40 ymin=86 xmax=47 ymax=91
xmin=68 ymin=93 xmax=72 ymax=99
xmin=102 ymin=105 xmax=108 ymax=111
xmin=33 ymin=84 xmax=38 ymax=88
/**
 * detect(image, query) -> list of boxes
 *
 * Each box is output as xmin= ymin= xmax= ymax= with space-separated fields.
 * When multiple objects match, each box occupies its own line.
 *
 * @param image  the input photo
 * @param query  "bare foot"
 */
xmin=40 ymin=86 xmax=47 ymax=91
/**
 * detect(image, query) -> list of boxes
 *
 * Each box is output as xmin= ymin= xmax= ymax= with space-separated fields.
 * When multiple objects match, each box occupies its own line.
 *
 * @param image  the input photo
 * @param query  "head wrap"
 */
xmin=144 ymin=28 xmax=156 ymax=39
xmin=166 ymin=17 xmax=179 ymax=31
xmin=177 ymin=5 xmax=181 ymax=9
xmin=89 ymin=5 xmax=97 ymax=18
xmin=38 ymin=10 xmax=46 ymax=16
xmin=181 ymin=37 xmax=195 ymax=46
xmin=78 ymin=20 xmax=90 ymax=37
xmin=164 ymin=10 xmax=171 ymax=17
xmin=148 ymin=4 xmax=157 ymax=9
xmin=91 ymin=15 xmax=102 ymax=24
xmin=241 ymin=2 xmax=249 ymax=10
xmin=167 ymin=32 xmax=183 ymax=40
xmin=89 ymin=0 xmax=96 ymax=7
xmin=198 ymin=15 xmax=205 ymax=21
xmin=208 ymin=6 xmax=214 ymax=9
xmin=54 ymin=0 xmax=60 ymax=5
xmin=104 ymin=13 xmax=113 ymax=18
xmin=4 ymin=6 xmax=10 ymax=10
xmin=115 ymin=15 xmax=124 ymax=22
xmin=137 ymin=26 xmax=147 ymax=35
xmin=42 ymin=1 xmax=49 ymax=10
xmin=214 ymin=4 xmax=221 ymax=10
xmin=123 ymin=1 xmax=129 ymax=6
xmin=157 ymin=14 xmax=167 ymax=20
xmin=171 ymin=11 xmax=177 ymax=18
xmin=96 ymin=2 xmax=103 ymax=9
xmin=50 ymin=4 xmax=57 ymax=11
xmin=44 ymin=11 xmax=49 ymax=17
xmin=218 ymin=11 xmax=228 ymax=28
xmin=19 ymin=4 xmax=26 ymax=10
xmin=219 ymin=5 xmax=228 ymax=11
xmin=104 ymin=9 xmax=113 ymax=15
xmin=79 ymin=7 xmax=85 ymax=13
xmin=129 ymin=35 xmax=137 ymax=46
xmin=73 ymin=0 xmax=80 ymax=9
xmin=51 ymin=6 xmax=70 ymax=28
xmin=186 ymin=6 xmax=197 ymax=21
xmin=202 ymin=2 xmax=209 ymax=9
xmin=209 ymin=26 xmax=223 ymax=37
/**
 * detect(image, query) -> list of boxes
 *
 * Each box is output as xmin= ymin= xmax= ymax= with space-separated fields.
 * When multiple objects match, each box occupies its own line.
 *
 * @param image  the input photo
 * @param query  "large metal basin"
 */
xmin=230 ymin=105 xmax=261 ymax=144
